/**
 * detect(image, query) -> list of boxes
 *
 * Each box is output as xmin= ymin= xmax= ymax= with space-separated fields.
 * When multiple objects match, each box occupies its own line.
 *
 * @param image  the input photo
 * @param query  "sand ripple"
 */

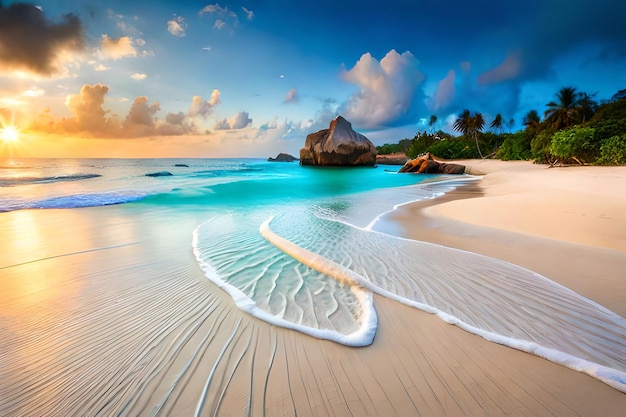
xmin=264 ymin=210 xmax=626 ymax=392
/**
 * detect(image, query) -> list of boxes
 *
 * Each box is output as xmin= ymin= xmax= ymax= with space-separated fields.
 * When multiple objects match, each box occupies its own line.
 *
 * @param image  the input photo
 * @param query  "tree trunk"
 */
xmin=473 ymin=132 xmax=484 ymax=158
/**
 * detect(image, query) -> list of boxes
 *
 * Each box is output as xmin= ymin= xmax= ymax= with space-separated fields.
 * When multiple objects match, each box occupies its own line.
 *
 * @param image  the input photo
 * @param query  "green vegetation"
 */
xmin=378 ymin=87 xmax=626 ymax=166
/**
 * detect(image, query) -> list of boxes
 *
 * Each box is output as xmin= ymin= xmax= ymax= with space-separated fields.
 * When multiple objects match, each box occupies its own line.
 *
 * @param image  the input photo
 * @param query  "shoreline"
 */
xmin=380 ymin=160 xmax=626 ymax=316
xmin=1 ymin=161 xmax=625 ymax=415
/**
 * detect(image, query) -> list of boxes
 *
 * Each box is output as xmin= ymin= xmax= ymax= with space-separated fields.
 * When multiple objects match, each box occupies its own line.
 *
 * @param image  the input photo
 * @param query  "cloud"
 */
xmin=99 ymin=35 xmax=137 ymax=60
xmin=284 ymin=88 xmax=298 ymax=103
xmin=0 ymin=2 xmax=85 ymax=77
xmin=339 ymin=49 xmax=426 ymax=129
xmin=429 ymin=70 xmax=456 ymax=112
xmin=131 ymin=72 xmax=147 ymax=80
xmin=167 ymin=16 xmax=187 ymax=37
xmin=214 ymin=111 xmax=252 ymax=130
xmin=30 ymin=83 xmax=202 ymax=137
xmin=199 ymin=3 xmax=241 ymax=31
xmin=188 ymin=89 xmax=221 ymax=117
xmin=22 ymin=87 xmax=46 ymax=97
xmin=124 ymin=96 xmax=160 ymax=128
xmin=65 ymin=84 xmax=113 ymax=132
xmin=478 ymin=51 xmax=523 ymax=85
xmin=242 ymin=7 xmax=254 ymax=20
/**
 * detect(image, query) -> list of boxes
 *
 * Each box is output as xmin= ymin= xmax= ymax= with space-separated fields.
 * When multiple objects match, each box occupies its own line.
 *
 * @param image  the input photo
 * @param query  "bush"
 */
xmin=497 ymin=132 xmax=532 ymax=160
xmin=549 ymin=126 xmax=597 ymax=164
xmin=597 ymin=135 xmax=626 ymax=165
xmin=531 ymin=130 xmax=554 ymax=163
xmin=427 ymin=138 xmax=480 ymax=159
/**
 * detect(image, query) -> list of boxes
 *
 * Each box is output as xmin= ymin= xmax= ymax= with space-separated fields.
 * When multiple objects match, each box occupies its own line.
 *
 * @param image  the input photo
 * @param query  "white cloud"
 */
xmin=131 ymin=72 xmax=147 ymax=80
xmin=340 ymin=49 xmax=426 ymax=129
xmin=94 ymin=64 xmax=109 ymax=71
xmin=284 ymin=88 xmax=298 ymax=103
xmin=167 ymin=16 xmax=187 ymax=37
xmin=214 ymin=111 xmax=252 ymax=130
xmin=242 ymin=7 xmax=254 ymax=20
xmin=99 ymin=35 xmax=137 ymax=60
xmin=199 ymin=3 xmax=239 ymax=31
xmin=22 ymin=87 xmax=46 ymax=97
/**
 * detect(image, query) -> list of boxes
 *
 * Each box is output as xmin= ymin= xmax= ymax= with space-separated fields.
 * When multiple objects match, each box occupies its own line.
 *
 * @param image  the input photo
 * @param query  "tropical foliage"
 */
xmin=453 ymin=109 xmax=486 ymax=158
xmin=377 ymin=86 xmax=626 ymax=166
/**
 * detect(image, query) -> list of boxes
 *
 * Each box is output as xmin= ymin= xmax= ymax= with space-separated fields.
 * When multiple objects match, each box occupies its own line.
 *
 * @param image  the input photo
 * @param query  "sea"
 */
xmin=1 ymin=157 xmax=625 ymax=393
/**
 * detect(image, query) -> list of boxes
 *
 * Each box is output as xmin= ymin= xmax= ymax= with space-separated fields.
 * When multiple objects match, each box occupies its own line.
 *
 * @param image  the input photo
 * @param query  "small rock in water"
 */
xmin=145 ymin=171 xmax=173 ymax=177
xmin=268 ymin=153 xmax=299 ymax=162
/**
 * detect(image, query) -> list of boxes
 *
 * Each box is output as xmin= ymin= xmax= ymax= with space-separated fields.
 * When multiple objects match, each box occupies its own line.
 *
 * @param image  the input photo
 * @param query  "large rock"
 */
xmin=398 ymin=152 xmax=465 ymax=174
xmin=300 ymin=116 xmax=377 ymax=166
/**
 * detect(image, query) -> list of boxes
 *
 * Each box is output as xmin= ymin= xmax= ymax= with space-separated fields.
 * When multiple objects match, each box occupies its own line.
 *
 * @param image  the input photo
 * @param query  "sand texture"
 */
xmin=1 ymin=160 xmax=625 ymax=416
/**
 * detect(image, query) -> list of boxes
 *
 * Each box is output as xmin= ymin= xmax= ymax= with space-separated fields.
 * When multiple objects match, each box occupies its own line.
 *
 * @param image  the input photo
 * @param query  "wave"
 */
xmin=262 ymin=210 xmax=626 ymax=393
xmin=0 ymin=191 xmax=149 ymax=212
xmin=192 ymin=213 xmax=376 ymax=347
xmin=0 ymin=173 xmax=102 ymax=187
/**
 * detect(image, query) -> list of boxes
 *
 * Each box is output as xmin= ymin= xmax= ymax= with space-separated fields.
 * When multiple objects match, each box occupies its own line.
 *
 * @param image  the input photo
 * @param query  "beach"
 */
xmin=1 ymin=159 xmax=625 ymax=416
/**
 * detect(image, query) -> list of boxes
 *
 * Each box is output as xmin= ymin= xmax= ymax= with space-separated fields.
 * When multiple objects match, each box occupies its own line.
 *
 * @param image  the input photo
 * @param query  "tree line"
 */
xmin=376 ymin=87 xmax=626 ymax=165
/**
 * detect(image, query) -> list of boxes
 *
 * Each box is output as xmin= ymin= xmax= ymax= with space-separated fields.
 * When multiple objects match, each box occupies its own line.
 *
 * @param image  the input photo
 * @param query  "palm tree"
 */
xmin=544 ymin=86 xmax=580 ymax=130
xmin=523 ymin=110 xmax=541 ymax=132
xmin=453 ymin=109 xmax=485 ymax=158
xmin=428 ymin=114 xmax=437 ymax=132
xmin=577 ymin=92 xmax=598 ymax=123
xmin=490 ymin=113 xmax=504 ymax=134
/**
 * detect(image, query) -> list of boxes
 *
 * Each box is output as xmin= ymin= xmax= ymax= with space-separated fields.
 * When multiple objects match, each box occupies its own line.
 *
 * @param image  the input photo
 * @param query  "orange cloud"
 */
xmin=99 ymin=35 xmax=137 ymax=60
xmin=30 ymin=84 xmax=203 ymax=138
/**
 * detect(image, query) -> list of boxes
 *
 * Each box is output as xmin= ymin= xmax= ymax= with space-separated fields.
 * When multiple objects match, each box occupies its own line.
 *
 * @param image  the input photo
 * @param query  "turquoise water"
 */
xmin=1 ymin=157 xmax=625 ymax=392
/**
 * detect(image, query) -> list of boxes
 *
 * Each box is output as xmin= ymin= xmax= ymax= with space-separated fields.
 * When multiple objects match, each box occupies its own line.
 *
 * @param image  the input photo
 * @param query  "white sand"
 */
xmin=1 ymin=161 xmax=625 ymax=416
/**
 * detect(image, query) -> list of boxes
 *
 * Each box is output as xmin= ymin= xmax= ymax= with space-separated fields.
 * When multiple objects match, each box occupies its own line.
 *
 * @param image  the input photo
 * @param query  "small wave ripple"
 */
xmin=262 ymin=209 xmax=626 ymax=392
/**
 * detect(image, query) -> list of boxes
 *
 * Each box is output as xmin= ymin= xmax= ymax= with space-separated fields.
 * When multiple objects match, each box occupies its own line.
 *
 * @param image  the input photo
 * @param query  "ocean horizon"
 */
xmin=1 ymin=157 xmax=625 ymax=393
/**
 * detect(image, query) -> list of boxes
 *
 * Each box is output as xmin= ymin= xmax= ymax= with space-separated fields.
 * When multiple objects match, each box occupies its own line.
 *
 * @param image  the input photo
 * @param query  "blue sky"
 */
xmin=1 ymin=0 xmax=625 ymax=157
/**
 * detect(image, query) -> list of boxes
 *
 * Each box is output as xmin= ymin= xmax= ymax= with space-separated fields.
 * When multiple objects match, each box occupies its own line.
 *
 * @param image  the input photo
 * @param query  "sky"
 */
xmin=0 ymin=0 xmax=625 ymax=158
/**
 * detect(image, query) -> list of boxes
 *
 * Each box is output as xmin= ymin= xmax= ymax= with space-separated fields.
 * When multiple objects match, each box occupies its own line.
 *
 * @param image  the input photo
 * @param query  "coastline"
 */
xmin=381 ymin=160 xmax=626 ymax=316
xmin=1 ymin=160 xmax=625 ymax=415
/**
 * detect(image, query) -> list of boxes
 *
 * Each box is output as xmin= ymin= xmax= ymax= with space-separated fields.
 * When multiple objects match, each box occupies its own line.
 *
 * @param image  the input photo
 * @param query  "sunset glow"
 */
xmin=0 ymin=1 xmax=624 ymax=158
xmin=1 ymin=126 xmax=19 ymax=143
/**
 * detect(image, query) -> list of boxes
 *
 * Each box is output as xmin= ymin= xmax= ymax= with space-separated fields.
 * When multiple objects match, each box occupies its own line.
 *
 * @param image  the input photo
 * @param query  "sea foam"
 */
xmin=262 ymin=210 xmax=626 ymax=393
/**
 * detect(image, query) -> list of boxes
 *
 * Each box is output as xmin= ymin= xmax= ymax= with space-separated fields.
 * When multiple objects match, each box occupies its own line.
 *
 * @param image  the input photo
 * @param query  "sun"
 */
xmin=1 ymin=126 xmax=19 ymax=143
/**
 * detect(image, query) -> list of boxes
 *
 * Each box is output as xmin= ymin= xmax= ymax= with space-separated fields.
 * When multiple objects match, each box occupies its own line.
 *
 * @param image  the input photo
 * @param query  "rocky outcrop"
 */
xmin=268 ymin=153 xmax=299 ymax=162
xmin=300 ymin=116 xmax=376 ymax=166
xmin=398 ymin=153 xmax=465 ymax=174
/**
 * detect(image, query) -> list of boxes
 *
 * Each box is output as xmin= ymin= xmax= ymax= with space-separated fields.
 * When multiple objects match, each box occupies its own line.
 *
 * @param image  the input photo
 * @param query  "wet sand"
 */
xmin=1 ymin=160 xmax=625 ymax=416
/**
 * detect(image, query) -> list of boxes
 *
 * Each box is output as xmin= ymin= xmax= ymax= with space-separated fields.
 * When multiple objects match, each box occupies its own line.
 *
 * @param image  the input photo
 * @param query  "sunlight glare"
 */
xmin=1 ymin=126 xmax=19 ymax=143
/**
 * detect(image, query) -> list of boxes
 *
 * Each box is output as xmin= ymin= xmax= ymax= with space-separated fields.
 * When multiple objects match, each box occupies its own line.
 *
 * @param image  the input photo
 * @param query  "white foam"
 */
xmin=192 ymin=219 xmax=377 ymax=347
xmin=262 ymin=214 xmax=626 ymax=393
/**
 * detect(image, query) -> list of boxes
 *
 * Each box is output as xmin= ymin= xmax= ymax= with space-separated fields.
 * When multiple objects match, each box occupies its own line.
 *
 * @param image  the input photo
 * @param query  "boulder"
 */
xmin=398 ymin=153 xmax=465 ymax=174
xmin=145 ymin=171 xmax=173 ymax=177
xmin=300 ymin=116 xmax=376 ymax=166
xmin=268 ymin=153 xmax=299 ymax=162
